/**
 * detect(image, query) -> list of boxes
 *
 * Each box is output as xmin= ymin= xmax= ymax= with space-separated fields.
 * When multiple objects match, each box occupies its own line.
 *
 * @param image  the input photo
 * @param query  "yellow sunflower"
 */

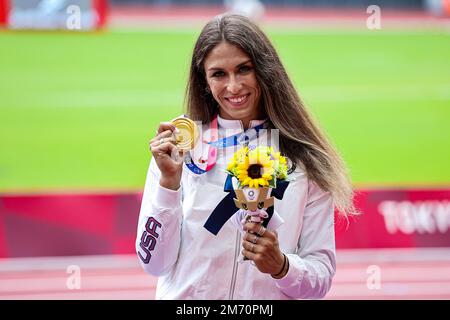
xmin=226 ymin=146 xmax=249 ymax=175
xmin=236 ymin=147 xmax=275 ymax=188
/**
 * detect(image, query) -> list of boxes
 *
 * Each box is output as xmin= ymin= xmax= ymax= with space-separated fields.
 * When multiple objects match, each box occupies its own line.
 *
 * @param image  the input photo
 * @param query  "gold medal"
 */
xmin=171 ymin=117 xmax=199 ymax=152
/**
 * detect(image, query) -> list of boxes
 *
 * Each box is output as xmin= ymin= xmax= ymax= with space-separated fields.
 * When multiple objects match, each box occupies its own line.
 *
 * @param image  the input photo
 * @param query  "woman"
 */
xmin=136 ymin=14 xmax=356 ymax=300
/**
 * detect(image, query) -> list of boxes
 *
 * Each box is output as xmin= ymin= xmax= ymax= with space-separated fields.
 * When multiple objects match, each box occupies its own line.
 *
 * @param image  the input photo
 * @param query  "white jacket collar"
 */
xmin=217 ymin=114 xmax=267 ymax=131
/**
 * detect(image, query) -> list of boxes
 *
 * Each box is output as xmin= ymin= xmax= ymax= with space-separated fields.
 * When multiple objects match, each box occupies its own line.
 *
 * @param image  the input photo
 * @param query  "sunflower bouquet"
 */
xmin=226 ymin=146 xmax=289 ymax=227
xmin=226 ymin=146 xmax=288 ymax=189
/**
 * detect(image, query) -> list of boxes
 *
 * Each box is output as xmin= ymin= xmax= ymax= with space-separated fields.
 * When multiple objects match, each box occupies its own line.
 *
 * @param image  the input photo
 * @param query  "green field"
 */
xmin=0 ymin=29 xmax=449 ymax=192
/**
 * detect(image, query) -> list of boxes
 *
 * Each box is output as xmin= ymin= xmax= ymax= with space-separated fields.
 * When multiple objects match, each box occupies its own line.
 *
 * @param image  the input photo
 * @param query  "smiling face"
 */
xmin=204 ymin=42 xmax=262 ymax=129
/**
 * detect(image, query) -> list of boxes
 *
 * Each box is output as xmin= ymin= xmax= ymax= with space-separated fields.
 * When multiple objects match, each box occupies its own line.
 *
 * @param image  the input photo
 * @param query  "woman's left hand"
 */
xmin=242 ymin=222 xmax=287 ymax=278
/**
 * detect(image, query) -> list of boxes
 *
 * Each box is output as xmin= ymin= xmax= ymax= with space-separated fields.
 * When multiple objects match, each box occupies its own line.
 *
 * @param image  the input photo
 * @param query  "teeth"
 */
xmin=229 ymin=95 xmax=247 ymax=103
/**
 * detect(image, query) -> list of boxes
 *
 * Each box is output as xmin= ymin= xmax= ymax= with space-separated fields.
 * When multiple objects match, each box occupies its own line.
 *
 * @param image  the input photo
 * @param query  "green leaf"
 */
xmin=269 ymin=175 xmax=277 ymax=188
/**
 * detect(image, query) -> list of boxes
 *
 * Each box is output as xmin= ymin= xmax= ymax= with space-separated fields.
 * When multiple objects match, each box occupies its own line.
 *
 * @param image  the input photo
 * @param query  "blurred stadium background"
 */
xmin=0 ymin=0 xmax=449 ymax=300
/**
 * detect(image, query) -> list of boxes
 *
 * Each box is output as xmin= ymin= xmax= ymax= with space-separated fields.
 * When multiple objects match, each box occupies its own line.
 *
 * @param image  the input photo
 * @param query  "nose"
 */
xmin=226 ymin=75 xmax=242 ymax=94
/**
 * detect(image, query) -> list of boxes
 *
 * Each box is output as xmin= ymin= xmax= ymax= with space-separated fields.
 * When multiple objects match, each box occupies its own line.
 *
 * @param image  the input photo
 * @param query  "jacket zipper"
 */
xmin=228 ymin=229 xmax=241 ymax=300
xmin=229 ymin=138 xmax=247 ymax=300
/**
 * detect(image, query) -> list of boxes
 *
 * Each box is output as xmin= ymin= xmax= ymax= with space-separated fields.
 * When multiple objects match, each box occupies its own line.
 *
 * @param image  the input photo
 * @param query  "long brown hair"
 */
xmin=185 ymin=14 xmax=357 ymax=216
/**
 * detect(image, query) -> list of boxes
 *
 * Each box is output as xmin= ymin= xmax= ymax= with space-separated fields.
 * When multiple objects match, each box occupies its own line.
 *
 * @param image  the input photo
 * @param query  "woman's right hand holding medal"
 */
xmin=150 ymin=122 xmax=184 ymax=190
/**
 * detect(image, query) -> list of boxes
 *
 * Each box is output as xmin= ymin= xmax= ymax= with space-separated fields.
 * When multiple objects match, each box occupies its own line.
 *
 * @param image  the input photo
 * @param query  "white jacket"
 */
xmin=136 ymin=116 xmax=336 ymax=300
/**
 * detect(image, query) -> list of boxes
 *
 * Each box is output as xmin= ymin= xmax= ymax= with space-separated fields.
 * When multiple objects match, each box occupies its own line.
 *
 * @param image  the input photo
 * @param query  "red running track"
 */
xmin=1 ymin=248 xmax=449 ymax=300
xmin=107 ymin=5 xmax=450 ymax=30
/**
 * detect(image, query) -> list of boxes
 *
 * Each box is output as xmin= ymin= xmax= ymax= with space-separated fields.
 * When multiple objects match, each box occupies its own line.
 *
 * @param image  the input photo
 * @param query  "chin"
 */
xmin=221 ymin=103 xmax=257 ymax=119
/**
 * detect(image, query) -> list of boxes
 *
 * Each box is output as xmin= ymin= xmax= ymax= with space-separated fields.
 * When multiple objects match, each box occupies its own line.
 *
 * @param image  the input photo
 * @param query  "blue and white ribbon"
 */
xmin=184 ymin=122 xmax=268 ymax=175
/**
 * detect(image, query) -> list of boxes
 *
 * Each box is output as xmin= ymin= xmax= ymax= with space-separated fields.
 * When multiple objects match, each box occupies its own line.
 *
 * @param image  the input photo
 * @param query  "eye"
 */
xmin=239 ymin=65 xmax=252 ymax=73
xmin=211 ymin=71 xmax=225 ymax=78
xmin=257 ymin=202 xmax=264 ymax=209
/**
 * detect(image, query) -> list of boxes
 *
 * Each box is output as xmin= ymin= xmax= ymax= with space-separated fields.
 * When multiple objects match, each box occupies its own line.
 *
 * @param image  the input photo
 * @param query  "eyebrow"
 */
xmin=207 ymin=59 xmax=252 ymax=71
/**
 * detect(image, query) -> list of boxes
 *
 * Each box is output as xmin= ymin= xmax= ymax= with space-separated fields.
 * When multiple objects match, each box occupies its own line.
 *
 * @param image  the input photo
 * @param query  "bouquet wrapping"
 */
xmin=226 ymin=146 xmax=289 ymax=233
